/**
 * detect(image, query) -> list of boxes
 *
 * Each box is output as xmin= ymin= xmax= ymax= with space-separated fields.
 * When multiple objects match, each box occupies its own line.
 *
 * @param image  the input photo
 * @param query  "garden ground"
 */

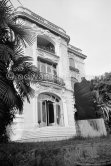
xmin=1 ymin=135 xmax=111 ymax=166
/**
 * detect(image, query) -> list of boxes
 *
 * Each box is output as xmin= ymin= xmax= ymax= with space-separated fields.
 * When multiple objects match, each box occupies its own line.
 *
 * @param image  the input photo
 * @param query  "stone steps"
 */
xmin=14 ymin=126 xmax=76 ymax=142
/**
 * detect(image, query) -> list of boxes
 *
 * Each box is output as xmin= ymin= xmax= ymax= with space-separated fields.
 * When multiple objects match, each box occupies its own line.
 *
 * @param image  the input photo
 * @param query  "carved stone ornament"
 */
xmin=36 ymin=27 xmax=61 ymax=44
xmin=36 ymin=83 xmax=40 ymax=89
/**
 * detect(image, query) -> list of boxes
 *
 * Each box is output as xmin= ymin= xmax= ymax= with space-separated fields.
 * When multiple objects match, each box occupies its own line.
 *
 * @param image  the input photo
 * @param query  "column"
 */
xmin=62 ymin=99 xmax=68 ymax=126
xmin=32 ymin=37 xmax=37 ymax=66
xmin=33 ymin=97 xmax=38 ymax=127
xmin=37 ymin=100 xmax=42 ymax=127
xmin=40 ymin=101 xmax=42 ymax=123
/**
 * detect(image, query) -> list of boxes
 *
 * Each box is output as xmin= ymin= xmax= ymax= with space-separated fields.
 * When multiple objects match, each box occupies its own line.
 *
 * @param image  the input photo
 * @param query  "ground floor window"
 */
xmin=38 ymin=93 xmax=62 ymax=127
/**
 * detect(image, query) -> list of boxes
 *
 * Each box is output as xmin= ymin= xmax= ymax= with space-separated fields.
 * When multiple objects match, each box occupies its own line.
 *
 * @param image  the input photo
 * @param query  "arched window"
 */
xmin=69 ymin=58 xmax=75 ymax=68
xmin=38 ymin=93 xmax=62 ymax=127
xmin=37 ymin=35 xmax=55 ymax=53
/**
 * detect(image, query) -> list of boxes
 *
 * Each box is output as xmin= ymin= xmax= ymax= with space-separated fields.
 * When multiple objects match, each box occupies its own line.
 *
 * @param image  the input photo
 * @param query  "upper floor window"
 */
xmin=38 ymin=59 xmax=57 ymax=76
xmin=37 ymin=35 xmax=55 ymax=53
xmin=69 ymin=58 xmax=75 ymax=68
xmin=69 ymin=58 xmax=79 ymax=73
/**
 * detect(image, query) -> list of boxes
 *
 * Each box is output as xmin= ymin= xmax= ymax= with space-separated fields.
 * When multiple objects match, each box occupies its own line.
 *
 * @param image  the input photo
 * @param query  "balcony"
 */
xmin=37 ymin=48 xmax=59 ymax=65
xmin=69 ymin=66 xmax=79 ymax=73
xmin=38 ymin=45 xmax=55 ymax=54
xmin=39 ymin=72 xmax=65 ymax=86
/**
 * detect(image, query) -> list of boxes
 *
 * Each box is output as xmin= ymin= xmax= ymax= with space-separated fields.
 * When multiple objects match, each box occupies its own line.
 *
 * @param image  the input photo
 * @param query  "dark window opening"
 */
xmin=37 ymin=36 xmax=55 ymax=53
xmin=47 ymin=101 xmax=54 ymax=124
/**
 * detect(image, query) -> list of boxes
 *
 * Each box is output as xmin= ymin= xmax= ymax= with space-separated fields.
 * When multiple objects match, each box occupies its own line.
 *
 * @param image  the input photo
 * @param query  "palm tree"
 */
xmin=0 ymin=0 xmax=39 ymax=142
xmin=91 ymin=74 xmax=111 ymax=133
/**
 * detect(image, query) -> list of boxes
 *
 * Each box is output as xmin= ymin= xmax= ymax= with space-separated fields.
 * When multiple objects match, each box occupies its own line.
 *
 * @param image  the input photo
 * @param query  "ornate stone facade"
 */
xmin=11 ymin=7 xmax=87 ymax=141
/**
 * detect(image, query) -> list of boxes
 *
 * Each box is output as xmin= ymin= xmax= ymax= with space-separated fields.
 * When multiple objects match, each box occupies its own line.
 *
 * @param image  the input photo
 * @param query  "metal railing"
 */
xmin=38 ymin=45 xmax=55 ymax=54
xmin=39 ymin=72 xmax=65 ymax=86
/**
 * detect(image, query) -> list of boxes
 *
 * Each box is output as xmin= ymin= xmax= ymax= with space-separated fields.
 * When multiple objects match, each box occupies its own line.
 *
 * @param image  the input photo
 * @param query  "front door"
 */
xmin=47 ymin=101 xmax=54 ymax=126
xmin=41 ymin=100 xmax=54 ymax=126
xmin=38 ymin=93 xmax=62 ymax=127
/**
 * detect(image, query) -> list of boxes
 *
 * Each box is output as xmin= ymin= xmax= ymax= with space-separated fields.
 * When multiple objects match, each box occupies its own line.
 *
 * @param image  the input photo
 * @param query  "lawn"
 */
xmin=0 ymin=135 xmax=111 ymax=166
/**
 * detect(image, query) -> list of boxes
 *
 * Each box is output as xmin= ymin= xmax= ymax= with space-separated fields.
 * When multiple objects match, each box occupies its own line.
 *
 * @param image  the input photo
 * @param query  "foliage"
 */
xmin=74 ymin=74 xmax=111 ymax=125
xmin=0 ymin=0 xmax=39 ymax=142
xmin=0 ymin=135 xmax=111 ymax=166
xmin=90 ymin=72 xmax=111 ymax=103
xmin=90 ymin=72 xmax=111 ymax=132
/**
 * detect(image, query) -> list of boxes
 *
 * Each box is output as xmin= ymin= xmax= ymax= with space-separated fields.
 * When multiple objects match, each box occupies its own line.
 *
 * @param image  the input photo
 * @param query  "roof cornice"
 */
xmin=68 ymin=45 xmax=87 ymax=59
xmin=14 ymin=7 xmax=70 ymax=43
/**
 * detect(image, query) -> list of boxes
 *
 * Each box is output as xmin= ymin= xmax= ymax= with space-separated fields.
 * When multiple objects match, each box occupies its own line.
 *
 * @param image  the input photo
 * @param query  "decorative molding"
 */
xmin=39 ymin=81 xmax=65 ymax=89
xmin=14 ymin=7 xmax=70 ymax=42
xmin=68 ymin=44 xmax=82 ymax=53
xmin=36 ymin=27 xmax=61 ymax=44
xmin=68 ymin=46 xmax=87 ymax=59
xmin=37 ymin=48 xmax=59 ymax=64
xmin=35 ymin=86 xmax=63 ymax=99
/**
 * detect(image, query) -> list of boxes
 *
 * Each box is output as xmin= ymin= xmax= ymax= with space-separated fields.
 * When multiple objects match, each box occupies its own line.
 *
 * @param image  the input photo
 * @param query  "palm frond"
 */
xmin=13 ymin=93 xmax=23 ymax=113
xmin=0 ymin=0 xmax=36 ymax=48
xmin=12 ymin=45 xmax=25 ymax=59
xmin=11 ymin=53 xmax=40 ymax=84
xmin=0 ymin=76 xmax=23 ymax=112
xmin=15 ymin=80 xmax=35 ymax=103
xmin=8 ymin=20 xmax=36 ymax=46
xmin=0 ymin=0 xmax=13 ymax=26
xmin=12 ymin=56 xmax=33 ymax=66
xmin=0 ymin=44 xmax=13 ymax=64
xmin=0 ymin=62 xmax=8 ymax=74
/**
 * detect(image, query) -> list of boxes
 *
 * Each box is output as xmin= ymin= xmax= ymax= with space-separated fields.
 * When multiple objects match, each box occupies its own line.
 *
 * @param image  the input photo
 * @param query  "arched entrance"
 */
xmin=38 ymin=93 xmax=62 ymax=127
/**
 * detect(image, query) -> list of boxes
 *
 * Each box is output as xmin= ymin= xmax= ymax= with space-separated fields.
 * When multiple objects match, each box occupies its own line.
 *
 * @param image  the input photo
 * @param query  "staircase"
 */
xmin=13 ymin=126 xmax=76 ymax=142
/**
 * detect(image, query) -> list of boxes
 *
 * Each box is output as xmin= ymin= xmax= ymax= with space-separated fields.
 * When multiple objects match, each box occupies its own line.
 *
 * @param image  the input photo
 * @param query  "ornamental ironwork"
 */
xmin=39 ymin=72 xmax=65 ymax=86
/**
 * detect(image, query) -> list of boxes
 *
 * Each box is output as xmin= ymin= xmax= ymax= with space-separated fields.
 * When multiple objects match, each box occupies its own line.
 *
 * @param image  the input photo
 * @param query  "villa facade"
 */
xmin=12 ymin=7 xmax=87 ymax=141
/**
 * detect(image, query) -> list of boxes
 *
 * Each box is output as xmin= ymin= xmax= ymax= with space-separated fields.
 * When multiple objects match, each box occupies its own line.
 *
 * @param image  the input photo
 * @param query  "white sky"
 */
xmin=11 ymin=0 xmax=111 ymax=77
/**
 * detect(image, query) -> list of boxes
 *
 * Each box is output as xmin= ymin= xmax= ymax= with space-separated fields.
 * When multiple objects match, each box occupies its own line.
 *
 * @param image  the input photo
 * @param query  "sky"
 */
xmin=11 ymin=0 xmax=111 ymax=77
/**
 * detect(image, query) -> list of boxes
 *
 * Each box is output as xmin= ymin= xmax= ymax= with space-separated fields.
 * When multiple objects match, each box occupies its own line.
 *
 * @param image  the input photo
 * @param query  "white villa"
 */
xmin=11 ymin=7 xmax=106 ymax=142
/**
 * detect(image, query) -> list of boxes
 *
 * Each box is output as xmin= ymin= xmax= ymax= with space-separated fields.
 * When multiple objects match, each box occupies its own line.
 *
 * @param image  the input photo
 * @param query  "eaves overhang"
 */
xmin=68 ymin=47 xmax=87 ymax=59
xmin=14 ymin=7 xmax=70 ymax=43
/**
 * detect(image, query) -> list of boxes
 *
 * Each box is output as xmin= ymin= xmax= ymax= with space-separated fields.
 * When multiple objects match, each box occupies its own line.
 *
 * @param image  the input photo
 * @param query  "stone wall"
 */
xmin=76 ymin=118 xmax=107 ymax=137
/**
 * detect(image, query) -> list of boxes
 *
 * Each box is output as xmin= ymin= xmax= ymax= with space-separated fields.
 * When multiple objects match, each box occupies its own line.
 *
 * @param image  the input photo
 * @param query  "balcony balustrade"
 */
xmin=38 ymin=45 xmax=55 ymax=54
xmin=37 ymin=47 xmax=59 ymax=65
xmin=39 ymin=72 xmax=65 ymax=86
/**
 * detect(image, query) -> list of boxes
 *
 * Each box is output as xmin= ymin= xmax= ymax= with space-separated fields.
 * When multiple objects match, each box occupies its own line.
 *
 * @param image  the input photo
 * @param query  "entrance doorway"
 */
xmin=47 ymin=101 xmax=54 ymax=125
xmin=38 ymin=93 xmax=62 ymax=127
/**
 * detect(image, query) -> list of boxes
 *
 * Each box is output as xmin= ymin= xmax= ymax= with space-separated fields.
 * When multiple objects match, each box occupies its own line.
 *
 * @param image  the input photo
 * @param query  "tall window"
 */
xmin=38 ymin=93 xmax=62 ymax=126
xmin=38 ymin=60 xmax=57 ymax=76
xmin=69 ymin=58 xmax=75 ymax=68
